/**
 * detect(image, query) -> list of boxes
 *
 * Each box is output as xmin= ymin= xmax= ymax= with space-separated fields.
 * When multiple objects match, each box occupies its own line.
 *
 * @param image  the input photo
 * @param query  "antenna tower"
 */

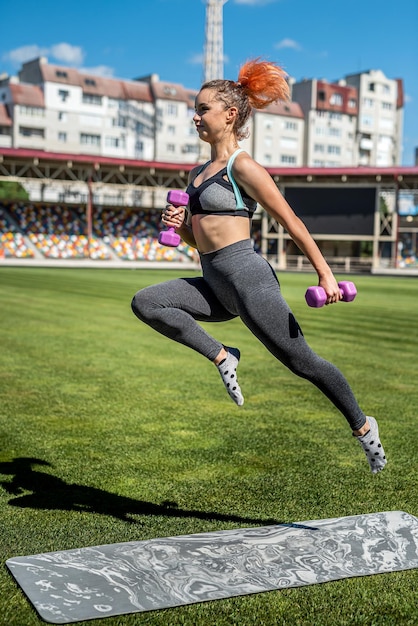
xmin=203 ymin=0 xmax=227 ymax=83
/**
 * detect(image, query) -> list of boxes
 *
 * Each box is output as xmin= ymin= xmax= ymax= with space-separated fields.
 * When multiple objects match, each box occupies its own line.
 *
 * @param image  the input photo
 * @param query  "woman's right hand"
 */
xmin=161 ymin=204 xmax=186 ymax=229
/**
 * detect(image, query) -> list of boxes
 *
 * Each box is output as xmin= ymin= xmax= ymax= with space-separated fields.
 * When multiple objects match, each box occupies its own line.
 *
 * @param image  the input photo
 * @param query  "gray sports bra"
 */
xmin=186 ymin=149 xmax=257 ymax=218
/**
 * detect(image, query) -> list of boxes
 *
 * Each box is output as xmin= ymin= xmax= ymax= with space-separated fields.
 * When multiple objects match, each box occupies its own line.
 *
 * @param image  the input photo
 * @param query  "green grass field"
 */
xmin=0 ymin=267 xmax=417 ymax=626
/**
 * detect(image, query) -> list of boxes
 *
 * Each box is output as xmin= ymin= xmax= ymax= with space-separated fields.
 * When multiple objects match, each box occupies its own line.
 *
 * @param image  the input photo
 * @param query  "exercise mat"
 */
xmin=6 ymin=510 xmax=418 ymax=624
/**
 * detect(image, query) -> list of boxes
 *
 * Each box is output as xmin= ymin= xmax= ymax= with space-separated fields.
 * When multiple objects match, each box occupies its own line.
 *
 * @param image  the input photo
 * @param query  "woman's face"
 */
xmin=193 ymin=88 xmax=235 ymax=142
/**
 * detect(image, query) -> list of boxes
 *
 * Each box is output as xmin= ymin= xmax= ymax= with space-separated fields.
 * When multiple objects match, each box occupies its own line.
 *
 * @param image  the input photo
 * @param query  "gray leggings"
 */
xmin=131 ymin=239 xmax=366 ymax=430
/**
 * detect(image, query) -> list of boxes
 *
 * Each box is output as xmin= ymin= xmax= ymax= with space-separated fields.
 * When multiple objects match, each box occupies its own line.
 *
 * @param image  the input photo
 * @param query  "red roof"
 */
xmin=1 ymin=147 xmax=417 ymax=179
xmin=0 ymin=103 xmax=12 ymax=126
xmin=262 ymin=100 xmax=304 ymax=119
xmin=41 ymin=64 xmax=153 ymax=102
xmin=9 ymin=83 xmax=44 ymax=107
xmin=0 ymin=146 xmax=194 ymax=171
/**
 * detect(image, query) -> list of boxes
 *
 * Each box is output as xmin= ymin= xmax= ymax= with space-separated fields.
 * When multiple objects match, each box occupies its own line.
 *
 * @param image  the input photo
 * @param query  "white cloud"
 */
xmin=2 ymin=42 xmax=85 ymax=67
xmin=3 ymin=45 xmax=48 ymax=65
xmin=50 ymin=43 xmax=84 ymax=66
xmin=275 ymin=38 xmax=302 ymax=51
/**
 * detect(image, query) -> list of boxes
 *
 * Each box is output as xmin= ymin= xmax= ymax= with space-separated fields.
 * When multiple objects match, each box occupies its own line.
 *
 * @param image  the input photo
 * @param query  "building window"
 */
xmin=167 ymin=143 xmax=176 ymax=153
xmin=361 ymin=115 xmax=374 ymax=127
xmin=318 ymin=91 xmax=326 ymax=101
xmin=112 ymin=116 xmax=127 ymax=128
xmin=348 ymin=98 xmax=357 ymax=108
xmin=314 ymin=144 xmax=325 ymax=153
xmin=327 ymin=145 xmax=341 ymax=155
xmin=330 ymin=93 xmax=343 ymax=105
xmin=56 ymin=70 xmax=68 ymax=78
xmin=382 ymin=102 xmax=393 ymax=111
xmin=281 ymin=155 xmax=296 ymax=164
xmin=80 ymin=133 xmax=101 ymax=146
xmin=19 ymin=105 xmax=45 ymax=117
xmin=167 ymin=125 xmax=176 ymax=135
xmin=82 ymin=93 xmax=102 ymax=105
xmin=182 ymin=144 xmax=199 ymax=154
xmin=58 ymin=132 xmax=67 ymax=142
xmin=328 ymin=127 xmax=341 ymax=137
xmin=58 ymin=111 xmax=67 ymax=122
xmin=284 ymin=121 xmax=297 ymax=131
xmin=167 ymin=103 xmax=178 ymax=116
xmin=58 ymin=89 xmax=70 ymax=102
xmin=105 ymin=136 xmax=126 ymax=148
xmin=368 ymin=82 xmax=375 ymax=92
xmin=19 ymin=126 xmax=45 ymax=137
xmin=84 ymin=78 xmax=96 ymax=87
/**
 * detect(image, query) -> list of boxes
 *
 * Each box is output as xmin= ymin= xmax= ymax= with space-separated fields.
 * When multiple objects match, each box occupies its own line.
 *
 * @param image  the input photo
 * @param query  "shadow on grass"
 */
xmin=0 ymin=457 xmax=312 ymax=529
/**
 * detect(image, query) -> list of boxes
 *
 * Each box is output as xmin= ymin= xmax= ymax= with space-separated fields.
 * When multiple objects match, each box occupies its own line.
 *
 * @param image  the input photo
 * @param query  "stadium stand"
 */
xmin=0 ymin=202 xmax=200 ymax=263
xmin=0 ymin=204 xmax=35 ymax=258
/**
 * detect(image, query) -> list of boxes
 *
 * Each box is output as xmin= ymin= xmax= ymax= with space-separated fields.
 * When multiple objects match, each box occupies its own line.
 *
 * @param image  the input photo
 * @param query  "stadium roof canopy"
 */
xmin=0 ymin=147 xmax=417 ymax=190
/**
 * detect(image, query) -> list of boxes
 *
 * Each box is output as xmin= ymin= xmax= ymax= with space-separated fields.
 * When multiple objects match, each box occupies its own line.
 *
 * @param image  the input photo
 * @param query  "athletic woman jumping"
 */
xmin=131 ymin=59 xmax=387 ymax=474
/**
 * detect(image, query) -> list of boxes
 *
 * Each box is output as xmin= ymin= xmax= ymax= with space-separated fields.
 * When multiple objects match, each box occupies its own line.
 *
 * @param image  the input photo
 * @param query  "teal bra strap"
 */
xmin=226 ymin=148 xmax=246 ymax=210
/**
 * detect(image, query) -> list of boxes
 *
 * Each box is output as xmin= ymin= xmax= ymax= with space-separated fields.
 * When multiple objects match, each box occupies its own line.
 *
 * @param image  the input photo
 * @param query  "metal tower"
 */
xmin=203 ymin=0 xmax=228 ymax=83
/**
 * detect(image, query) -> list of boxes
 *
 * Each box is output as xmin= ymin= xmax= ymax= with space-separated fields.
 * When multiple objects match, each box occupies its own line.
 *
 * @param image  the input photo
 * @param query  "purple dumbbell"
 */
xmin=158 ymin=190 xmax=189 ymax=247
xmin=305 ymin=281 xmax=357 ymax=308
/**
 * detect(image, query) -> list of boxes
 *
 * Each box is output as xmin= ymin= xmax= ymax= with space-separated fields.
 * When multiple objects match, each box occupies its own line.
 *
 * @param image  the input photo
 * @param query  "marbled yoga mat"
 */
xmin=6 ymin=510 xmax=418 ymax=624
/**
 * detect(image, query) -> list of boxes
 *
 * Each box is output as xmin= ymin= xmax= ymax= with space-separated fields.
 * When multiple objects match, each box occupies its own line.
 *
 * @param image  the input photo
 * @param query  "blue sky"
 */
xmin=1 ymin=0 xmax=417 ymax=164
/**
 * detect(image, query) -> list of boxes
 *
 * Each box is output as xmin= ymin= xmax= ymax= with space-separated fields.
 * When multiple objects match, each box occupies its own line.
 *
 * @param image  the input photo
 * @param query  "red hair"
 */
xmin=237 ymin=58 xmax=290 ymax=109
xmin=201 ymin=58 xmax=289 ymax=140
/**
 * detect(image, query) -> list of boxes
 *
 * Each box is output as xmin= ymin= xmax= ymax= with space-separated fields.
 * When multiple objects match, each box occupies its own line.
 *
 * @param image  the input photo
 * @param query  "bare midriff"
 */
xmin=191 ymin=214 xmax=251 ymax=253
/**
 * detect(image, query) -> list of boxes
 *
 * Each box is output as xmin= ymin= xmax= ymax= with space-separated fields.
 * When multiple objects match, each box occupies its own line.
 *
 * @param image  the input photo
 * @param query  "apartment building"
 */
xmin=344 ymin=69 xmax=403 ymax=166
xmin=0 ymin=57 xmax=404 ymax=168
xmin=291 ymin=69 xmax=403 ymax=167
xmin=291 ymin=78 xmax=358 ymax=166
xmin=0 ymin=56 xmax=306 ymax=167
xmin=141 ymin=74 xmax=206 ymax=163
xmin=242 ymin=100 xmax=305 ymax=167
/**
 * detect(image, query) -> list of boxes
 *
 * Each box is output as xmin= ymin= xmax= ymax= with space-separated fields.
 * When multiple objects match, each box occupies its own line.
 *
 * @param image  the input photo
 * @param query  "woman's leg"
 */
xmin=131 ymin=277 xmax=244 ymax=405
xmin=201 ymin=242 xmax=385 ymax=466
xmin=131 ymin=277 xmax=234 ymax=360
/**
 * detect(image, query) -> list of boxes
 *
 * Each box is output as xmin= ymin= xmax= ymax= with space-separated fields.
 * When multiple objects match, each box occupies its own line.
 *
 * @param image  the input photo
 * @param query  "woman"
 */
xmin=132 ymin=59 xmax=386 ymax=474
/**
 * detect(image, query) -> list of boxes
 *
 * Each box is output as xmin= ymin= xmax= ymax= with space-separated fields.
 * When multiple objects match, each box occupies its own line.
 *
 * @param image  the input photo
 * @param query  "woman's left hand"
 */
xmin=319 ymin=276 xmax=343 ymax=305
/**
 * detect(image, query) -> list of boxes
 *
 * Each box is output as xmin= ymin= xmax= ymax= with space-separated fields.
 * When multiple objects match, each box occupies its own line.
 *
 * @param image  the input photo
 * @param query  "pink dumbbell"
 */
xmin=305 ymin=281 xmax=357 ymax=308
xmin=158 ymin=190 xmax=189 ymax=247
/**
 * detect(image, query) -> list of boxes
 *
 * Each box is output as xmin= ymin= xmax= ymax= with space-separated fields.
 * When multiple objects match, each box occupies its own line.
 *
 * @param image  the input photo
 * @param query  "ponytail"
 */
xmin=237 ymin=58 xmax=289 ymax=109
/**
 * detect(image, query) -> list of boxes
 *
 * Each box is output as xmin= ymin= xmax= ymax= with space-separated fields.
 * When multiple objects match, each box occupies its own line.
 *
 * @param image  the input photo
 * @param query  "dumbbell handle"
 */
xmin=305 ymin=281 xmax=357 ymax=308
xmin=158 ymin=190 xmax=189 ymax=247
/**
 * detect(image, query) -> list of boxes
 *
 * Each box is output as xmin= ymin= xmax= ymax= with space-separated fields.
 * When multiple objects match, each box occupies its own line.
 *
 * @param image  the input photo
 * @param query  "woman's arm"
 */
xmin=234 ymin=153 xmax=342 ymax=301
